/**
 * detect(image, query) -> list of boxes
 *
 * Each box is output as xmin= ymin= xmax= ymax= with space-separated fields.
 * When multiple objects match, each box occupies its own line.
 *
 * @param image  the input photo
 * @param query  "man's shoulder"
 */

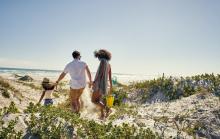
xmin=66 ymin=61 xmax=74 ymax=66
xmin=66 ymin=60 xmax=87 ymax=67
xmin=79 ymin=60 xmax=87 ymax=65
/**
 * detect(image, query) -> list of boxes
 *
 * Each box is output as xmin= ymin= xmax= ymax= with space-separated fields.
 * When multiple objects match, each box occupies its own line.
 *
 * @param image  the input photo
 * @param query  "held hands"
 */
xmin=55 ymin=81 xmax=59 ymax=86
xmin=54 ymin=81 xmax=59 ymax=91
xmin=88 ymin=81 xmax=93 ymax=88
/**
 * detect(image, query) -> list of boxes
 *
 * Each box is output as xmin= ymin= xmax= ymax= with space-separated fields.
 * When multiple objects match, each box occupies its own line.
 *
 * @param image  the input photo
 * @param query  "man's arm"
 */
xmin=85 ymin=66 xmax=92 ymax=87
xmin=56 ymin=72 xmax=66 ymax=84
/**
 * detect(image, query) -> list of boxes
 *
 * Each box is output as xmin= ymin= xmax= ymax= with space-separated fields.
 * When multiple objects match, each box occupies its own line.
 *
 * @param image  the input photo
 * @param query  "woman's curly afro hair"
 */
xmin=94 ymin=49 xmax=112 ymax=61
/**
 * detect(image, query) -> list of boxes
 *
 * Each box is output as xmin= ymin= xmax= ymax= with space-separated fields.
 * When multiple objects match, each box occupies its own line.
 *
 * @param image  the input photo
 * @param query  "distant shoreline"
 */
xmin=0 ymin=66 xmax=142 ymax=76
xmin=0 ymin=67 xmax=61 ymax=73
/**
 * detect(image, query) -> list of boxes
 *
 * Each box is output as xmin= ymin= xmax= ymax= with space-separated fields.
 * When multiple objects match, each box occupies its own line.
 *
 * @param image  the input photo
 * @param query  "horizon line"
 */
xmin=0 ymin=66 xmax=140 ymax=76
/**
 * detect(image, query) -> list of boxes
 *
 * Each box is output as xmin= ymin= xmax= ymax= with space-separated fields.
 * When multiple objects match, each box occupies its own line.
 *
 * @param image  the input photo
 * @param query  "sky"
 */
xmin=0 ymin=0 xmax=220 ymax=76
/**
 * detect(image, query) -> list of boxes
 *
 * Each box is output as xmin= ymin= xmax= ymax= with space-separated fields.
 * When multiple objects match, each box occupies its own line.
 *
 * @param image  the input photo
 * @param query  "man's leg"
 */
xmin=75 ymin=88 xmax=84 ymax=113
xmin=69 ymin=88 xmax=78 ymax=113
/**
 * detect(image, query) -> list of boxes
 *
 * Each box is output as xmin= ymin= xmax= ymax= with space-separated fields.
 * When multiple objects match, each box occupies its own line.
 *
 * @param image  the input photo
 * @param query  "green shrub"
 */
xmin=129 ymin=74 xmax=220 ymax=101
xmin=0 ymin=105 xmax=23 ymax=139
xmin=17 ymin=81 xmax=41 ymax=90
xmin=53 ymin=92 xmax=60 ymax=98
xmin=1 ymin=88 xmax=10 ymax=98
xmin=22 ymin=103 xmax=159 ymax=138
xmin=0 ymin=77 xmax=23 ymax=99
xmin=0 ymin=78 xmax=10 ymax=89
xmin=0 ymin=117 xmax=23 ymax=139
xmin=109 ymin=105 xmax=138 ymax=121
xmin=3 ymin=102 xmax=19 ymax=114
xmin=112 ymin=88 xmax=128 ymax=106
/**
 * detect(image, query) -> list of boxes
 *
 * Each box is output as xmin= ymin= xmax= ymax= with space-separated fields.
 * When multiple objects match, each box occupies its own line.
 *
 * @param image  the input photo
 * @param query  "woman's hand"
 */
xmin=109 ymin=87 xmax=113 ymax=95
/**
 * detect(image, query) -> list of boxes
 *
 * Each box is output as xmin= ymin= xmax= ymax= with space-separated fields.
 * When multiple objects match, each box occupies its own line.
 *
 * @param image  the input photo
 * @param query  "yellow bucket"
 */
xmin=106 ymin=95 xmax=114 ymax=108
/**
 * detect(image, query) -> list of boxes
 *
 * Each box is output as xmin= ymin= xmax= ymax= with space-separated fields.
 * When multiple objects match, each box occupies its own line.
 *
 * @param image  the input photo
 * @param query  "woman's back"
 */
xmin=94 ymin=59 xmax=110 ymax=95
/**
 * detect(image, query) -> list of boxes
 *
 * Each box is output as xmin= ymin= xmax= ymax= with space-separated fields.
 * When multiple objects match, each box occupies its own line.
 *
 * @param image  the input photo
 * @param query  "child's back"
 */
xmin=38 ymin=78 xmax=55 ymax=105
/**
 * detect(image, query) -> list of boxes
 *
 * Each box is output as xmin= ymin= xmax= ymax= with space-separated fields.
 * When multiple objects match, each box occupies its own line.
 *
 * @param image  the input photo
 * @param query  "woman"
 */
xmin=92 ymin=49 xmax=112 ymax=120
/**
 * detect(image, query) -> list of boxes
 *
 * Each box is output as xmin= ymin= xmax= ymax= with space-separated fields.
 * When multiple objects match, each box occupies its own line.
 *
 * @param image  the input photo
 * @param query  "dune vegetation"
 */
xmin=0 ymin=74 xmax=220 ymax=138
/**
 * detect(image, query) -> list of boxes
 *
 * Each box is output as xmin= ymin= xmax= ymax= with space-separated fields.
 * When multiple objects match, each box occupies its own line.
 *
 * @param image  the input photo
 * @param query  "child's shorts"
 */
xmin=44 ymin=99 xmax=53 ymax=105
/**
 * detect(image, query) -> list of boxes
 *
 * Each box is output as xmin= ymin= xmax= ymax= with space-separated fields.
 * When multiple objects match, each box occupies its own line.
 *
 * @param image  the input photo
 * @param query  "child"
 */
xmin=38 ymin=78 xmax=56 ymax=105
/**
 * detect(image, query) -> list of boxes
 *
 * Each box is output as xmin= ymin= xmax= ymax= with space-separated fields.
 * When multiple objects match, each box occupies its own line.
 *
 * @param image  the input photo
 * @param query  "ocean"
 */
xmin=0 ymin=67 xmax=160 ymax=84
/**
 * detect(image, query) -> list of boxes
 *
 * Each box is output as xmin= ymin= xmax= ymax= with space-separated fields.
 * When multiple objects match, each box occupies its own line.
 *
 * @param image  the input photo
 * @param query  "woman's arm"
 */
xmin=38 ymin=90 xmax=46 ymax=104
xmin=109 ymin=64 xmax=112 ymax=94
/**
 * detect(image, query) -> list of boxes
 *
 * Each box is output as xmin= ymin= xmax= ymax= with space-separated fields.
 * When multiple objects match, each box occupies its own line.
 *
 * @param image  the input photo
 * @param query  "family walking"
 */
xmin=38 ymin=49 xmax=112 ymax=119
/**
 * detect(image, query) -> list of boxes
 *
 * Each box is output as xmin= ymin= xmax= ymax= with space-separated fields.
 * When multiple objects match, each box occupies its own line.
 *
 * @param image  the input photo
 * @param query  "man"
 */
xmin=56 ymin=50 xmax=92 ymax=113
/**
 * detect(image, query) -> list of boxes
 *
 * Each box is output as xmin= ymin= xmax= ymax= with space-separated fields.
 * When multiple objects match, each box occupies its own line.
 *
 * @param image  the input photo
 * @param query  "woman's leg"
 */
xmin=92 ymin=92 xmax=105 ymax=119
xmin=104 ymin=98 xmax=112 ymax=118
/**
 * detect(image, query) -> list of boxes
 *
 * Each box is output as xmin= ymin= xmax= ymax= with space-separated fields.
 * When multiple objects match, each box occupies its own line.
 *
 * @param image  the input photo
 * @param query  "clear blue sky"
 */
xmin=0 ymin=0 xmax=220 ymax=76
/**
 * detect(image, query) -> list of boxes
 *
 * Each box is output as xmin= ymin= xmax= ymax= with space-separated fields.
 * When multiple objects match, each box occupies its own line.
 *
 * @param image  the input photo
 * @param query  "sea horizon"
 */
xmin=0 ymin=66 xmax=157 ymax=76
xmin=0 ymin=66 xmax=161 ymax=83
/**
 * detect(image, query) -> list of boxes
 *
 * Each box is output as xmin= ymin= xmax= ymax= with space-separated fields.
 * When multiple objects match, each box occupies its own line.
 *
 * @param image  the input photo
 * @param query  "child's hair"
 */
xmin=94 ymin=49 xmax=112 ymax=61
xmin=42 ymin=78 xmax=55 ymax=90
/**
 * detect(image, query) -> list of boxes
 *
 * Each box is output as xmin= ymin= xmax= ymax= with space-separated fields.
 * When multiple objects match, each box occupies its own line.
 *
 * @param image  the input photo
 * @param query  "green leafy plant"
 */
xmin=0 ymin=77 xmax=24 ymax=99
xmin=1 ymin=88 xmax=10 ymax=98
xmin=53 ymin=92 xmax=60 ymax=98
xmin=0 ymin=118 xmax=23 ymax=139
xmin=129 ymin=74 xmax=220 ymax=101
xmin=22 ymin=103 xmax=159 ymax=138
xmin=3 ymin=102 xmax=19 ymax=114
xmin=0 ymin=105 xmax=23 ymax=139
xmin=112 ymin=88 xmax=128 ymax=106
xmin=17 ymin=81 xmax=41 ymax=90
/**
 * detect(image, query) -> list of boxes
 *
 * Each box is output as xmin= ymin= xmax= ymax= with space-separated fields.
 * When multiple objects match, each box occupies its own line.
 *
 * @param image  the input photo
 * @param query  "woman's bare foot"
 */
xmin=99 ymin=113 xmax=105 ymax=120
xmin=105 ymin=108 xmax=112 ymax=118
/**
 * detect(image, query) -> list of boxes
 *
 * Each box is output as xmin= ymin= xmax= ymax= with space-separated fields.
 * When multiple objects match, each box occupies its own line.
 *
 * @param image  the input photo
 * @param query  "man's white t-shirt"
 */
xmin=63 ymin=59 xmax=87 ymax=89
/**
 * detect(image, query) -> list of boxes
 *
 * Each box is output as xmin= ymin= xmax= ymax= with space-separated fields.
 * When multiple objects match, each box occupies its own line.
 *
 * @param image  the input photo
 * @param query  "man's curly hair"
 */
xmin=94 ymin=49 xmax=112 ymax=61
